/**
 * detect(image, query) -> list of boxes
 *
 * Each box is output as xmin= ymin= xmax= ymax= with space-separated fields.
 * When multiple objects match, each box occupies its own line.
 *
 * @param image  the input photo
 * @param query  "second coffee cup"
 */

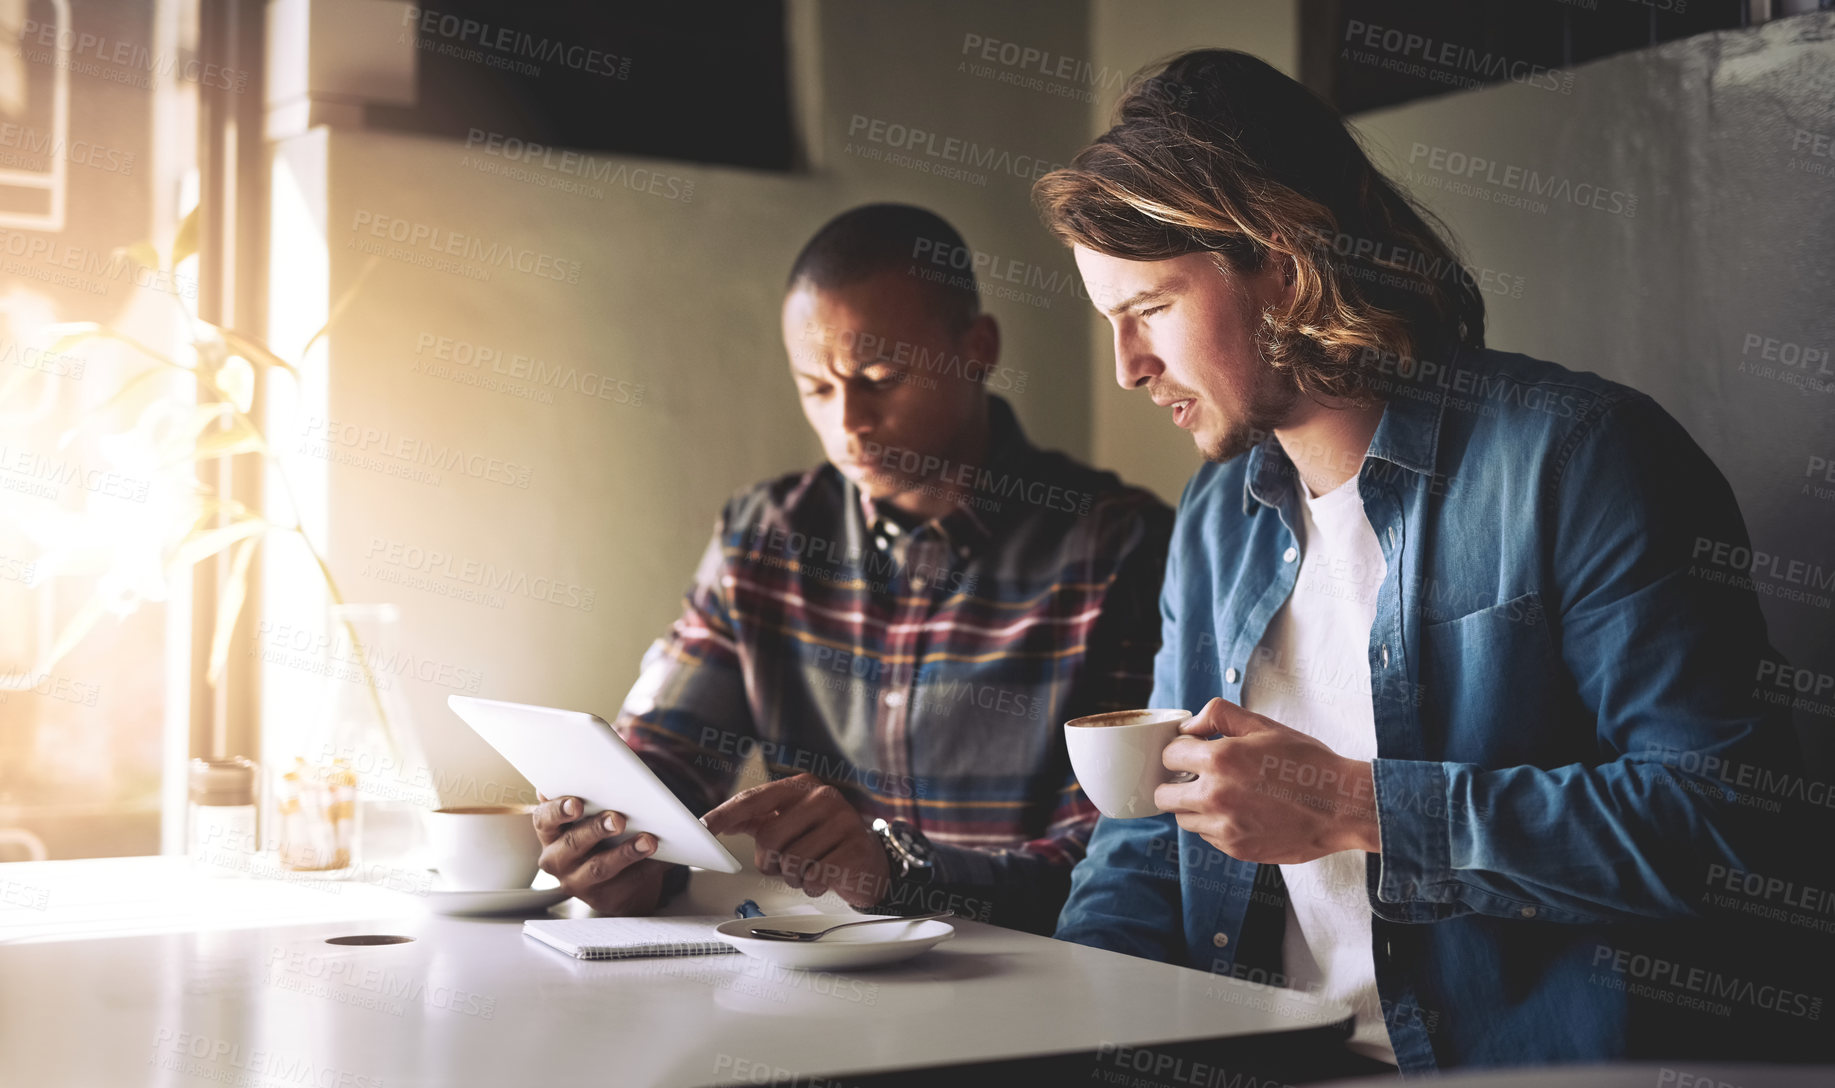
xmin=426 ymin=804 xmax=542 ymax=890
xmin=1064 ymin=708 xmax=1196 ymax=819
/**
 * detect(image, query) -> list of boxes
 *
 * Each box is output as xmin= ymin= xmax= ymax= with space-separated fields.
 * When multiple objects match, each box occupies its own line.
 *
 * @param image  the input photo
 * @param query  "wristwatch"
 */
xmin=871 ymin=817 xmax=935 ymax=887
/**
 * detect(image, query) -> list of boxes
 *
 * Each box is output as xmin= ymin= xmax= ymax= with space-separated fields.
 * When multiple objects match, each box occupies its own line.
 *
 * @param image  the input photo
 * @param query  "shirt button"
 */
xmin=1224 ymin=667 xmax=1239 ymax=684
xmin=1380 ymin=643 xmax=1390 ymax=668
xmin=911 ymin=576 xmax=927 ymax=590
xmin=1212 ymin=932 xmax=1230 ymax=948
xmin=883 ymin=691 xmax=905 ymax=708
xmin=1282 ymin=546 xmax=1298 ymax=563
xmin=1520 ymin=906 xmax=1537 ymax=919
xmin=957 ymin=546 xmax=970 ymax=559
xmin=875 ymin=537 xmax=889 ymax=551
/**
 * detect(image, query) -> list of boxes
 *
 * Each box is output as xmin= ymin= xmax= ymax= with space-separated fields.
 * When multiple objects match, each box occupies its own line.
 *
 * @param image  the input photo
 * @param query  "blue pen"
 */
xmin=733 ymin=899 xmax=766 ymax=919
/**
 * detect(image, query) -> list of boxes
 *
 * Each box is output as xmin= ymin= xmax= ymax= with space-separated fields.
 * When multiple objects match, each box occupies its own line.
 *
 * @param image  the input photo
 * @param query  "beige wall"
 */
xmin=1084 ymin=0 xmax=1300 ymax=506
xmin=258 ymin=0 xmax=1105 ymax=800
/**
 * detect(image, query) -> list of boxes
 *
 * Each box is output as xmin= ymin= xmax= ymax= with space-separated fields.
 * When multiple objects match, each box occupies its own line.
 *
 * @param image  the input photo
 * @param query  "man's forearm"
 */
xmin=891 ymin=840 xmax=1079 ymax=935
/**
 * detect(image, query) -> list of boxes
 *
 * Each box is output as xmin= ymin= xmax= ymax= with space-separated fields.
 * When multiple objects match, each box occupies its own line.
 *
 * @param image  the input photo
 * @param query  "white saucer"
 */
xmin=714 ymin=914 xmax=954 ymax=970
xmin=421 ymin=871 xmax=572 ymax=916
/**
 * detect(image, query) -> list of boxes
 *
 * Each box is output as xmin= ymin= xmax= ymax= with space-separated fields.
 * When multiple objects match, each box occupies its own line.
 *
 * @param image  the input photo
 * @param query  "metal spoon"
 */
xmin=747 ymin=911 xmax=953 ymax=942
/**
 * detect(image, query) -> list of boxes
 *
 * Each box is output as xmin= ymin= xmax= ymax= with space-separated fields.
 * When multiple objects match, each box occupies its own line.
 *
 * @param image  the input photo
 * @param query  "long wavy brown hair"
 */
xmin=1034 ymin=49 xmax=1485 ymax=403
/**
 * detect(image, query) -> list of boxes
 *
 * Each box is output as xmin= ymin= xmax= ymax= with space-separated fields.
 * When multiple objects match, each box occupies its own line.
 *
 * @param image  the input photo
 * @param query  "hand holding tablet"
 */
xmin=447 ymin=696 xmax=745 ymax=915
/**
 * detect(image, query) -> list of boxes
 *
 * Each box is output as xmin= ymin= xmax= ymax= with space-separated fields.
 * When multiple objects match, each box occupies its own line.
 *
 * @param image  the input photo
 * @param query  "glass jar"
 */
xmin=187 ymin=757 xmax=259 ymax=872
xmin=273 ymin=755 xmax=357 ymax=872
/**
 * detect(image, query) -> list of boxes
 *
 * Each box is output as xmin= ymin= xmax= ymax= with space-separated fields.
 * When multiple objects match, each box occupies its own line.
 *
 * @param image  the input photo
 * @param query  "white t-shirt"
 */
xmin=1240 ymin=472 xmax=1394 ymax=1064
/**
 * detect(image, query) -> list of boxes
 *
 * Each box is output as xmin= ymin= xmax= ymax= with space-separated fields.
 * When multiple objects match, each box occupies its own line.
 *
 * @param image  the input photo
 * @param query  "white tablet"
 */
xmin=447 ymin=695 xmax=743 ymax=874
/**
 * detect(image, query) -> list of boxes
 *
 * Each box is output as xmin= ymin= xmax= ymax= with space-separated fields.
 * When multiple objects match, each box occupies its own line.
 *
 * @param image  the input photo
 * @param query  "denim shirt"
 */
xmin=1056 ymin=346 xmax=1822 ymax=1073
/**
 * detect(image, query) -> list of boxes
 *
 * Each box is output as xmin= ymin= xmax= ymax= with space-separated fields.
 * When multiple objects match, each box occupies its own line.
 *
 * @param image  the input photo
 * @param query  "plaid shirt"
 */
xmin=616 ymin=398 xmax=1171 ymax=932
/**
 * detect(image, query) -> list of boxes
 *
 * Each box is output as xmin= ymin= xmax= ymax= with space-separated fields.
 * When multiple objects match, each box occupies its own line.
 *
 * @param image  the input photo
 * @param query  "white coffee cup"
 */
xmin=426 ymin=805 xmax=541 ymax=890
xmin=1064 ymin=708 xmax=1196 ymax=819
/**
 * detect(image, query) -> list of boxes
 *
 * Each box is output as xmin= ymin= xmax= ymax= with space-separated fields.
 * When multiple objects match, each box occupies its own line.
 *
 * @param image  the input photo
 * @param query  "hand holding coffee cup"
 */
xmin=1063 ymin=708 xmax=1199 ymax=819
xmin=1151 ymin=698 xmax=1381 ymax=863
xmin=426 ymin=805 xmax=543 ymax=890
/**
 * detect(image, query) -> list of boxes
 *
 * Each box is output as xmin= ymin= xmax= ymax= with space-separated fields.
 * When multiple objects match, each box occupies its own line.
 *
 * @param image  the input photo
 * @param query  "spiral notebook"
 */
xmin=522 ymin=916 xmax=740 ymax=960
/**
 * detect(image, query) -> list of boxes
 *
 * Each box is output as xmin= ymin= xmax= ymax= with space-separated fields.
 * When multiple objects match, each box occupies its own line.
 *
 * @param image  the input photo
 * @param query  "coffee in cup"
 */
xmin=1064 ymin=708 xmax=1195 ymax=819
xmin=426 ymin=804 xmax=541 ymax=890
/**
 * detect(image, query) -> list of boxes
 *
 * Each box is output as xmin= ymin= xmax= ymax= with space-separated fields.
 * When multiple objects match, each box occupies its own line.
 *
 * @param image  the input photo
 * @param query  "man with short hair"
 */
xmin=533 ymin=204 xmax=1171 ymax=934
xmin=1044 ymin=50 xmax=1822 ymax=1073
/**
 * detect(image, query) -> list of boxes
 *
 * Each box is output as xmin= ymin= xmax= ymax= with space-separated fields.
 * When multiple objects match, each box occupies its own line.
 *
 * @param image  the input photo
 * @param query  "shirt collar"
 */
xmin=857 ymin=395 xmax=1029 ymax=552
xmin=1242 ymin=341 xmax=1457 ymax=514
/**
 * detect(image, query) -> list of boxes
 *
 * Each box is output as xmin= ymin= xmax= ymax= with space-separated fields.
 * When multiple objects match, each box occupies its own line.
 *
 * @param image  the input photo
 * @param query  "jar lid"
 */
xmin=189 ymin=757 xmax=258 ymax=805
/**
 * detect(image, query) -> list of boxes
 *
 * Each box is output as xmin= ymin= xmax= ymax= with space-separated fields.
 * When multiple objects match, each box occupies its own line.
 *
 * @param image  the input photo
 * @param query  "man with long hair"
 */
xmin=1046 ymin=50 xmax=1820 ymax=1074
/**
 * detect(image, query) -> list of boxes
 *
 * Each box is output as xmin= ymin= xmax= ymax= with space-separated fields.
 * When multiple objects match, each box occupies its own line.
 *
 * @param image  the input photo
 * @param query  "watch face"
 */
xmin=890 ymin=821 xmax=932 ymax=865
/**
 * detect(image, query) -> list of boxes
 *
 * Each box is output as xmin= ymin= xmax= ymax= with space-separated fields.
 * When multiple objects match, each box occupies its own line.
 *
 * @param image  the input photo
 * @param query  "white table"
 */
xmin=0 ymin=857 xmax=1354 ymax=1087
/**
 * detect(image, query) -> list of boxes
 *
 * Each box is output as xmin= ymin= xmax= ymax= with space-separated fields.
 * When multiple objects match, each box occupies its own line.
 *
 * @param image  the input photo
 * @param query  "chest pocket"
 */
xmin=1420 ymin=592 xmax=1566 ymax=765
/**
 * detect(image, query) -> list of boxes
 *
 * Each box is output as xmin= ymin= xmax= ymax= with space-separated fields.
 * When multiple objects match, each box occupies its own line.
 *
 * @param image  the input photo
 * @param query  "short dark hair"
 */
xmin=786 ymin=203 xmax=981 ymax=332
xmin=1035 ymin=49 xmax=1485 ymax=402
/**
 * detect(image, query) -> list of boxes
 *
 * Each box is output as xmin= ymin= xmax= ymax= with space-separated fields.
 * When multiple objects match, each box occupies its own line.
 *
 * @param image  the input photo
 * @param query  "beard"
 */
xmin=1195 ymin=364 xmax=1299 ymax=463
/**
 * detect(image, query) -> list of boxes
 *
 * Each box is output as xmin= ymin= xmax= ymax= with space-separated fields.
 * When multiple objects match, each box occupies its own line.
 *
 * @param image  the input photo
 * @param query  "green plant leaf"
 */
xmin=298 ymin=255 xmax=381 ymax=362
xmin=206 ymin=535 xmax=260 ymax=686
xmin=185 ymin=413 xmax=269 ymax=464
xmin=169 ymin=517 xmax=268 ymax=573
xmin=172 ymin=205 xmax=200 ymax=269
xmin=210 ymin=325 xmax=301 ymax=380
xmin=116 ymin=241 xmax=161 ymax=274
xmin=46 ymin=324 xmax=192 ymax=372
